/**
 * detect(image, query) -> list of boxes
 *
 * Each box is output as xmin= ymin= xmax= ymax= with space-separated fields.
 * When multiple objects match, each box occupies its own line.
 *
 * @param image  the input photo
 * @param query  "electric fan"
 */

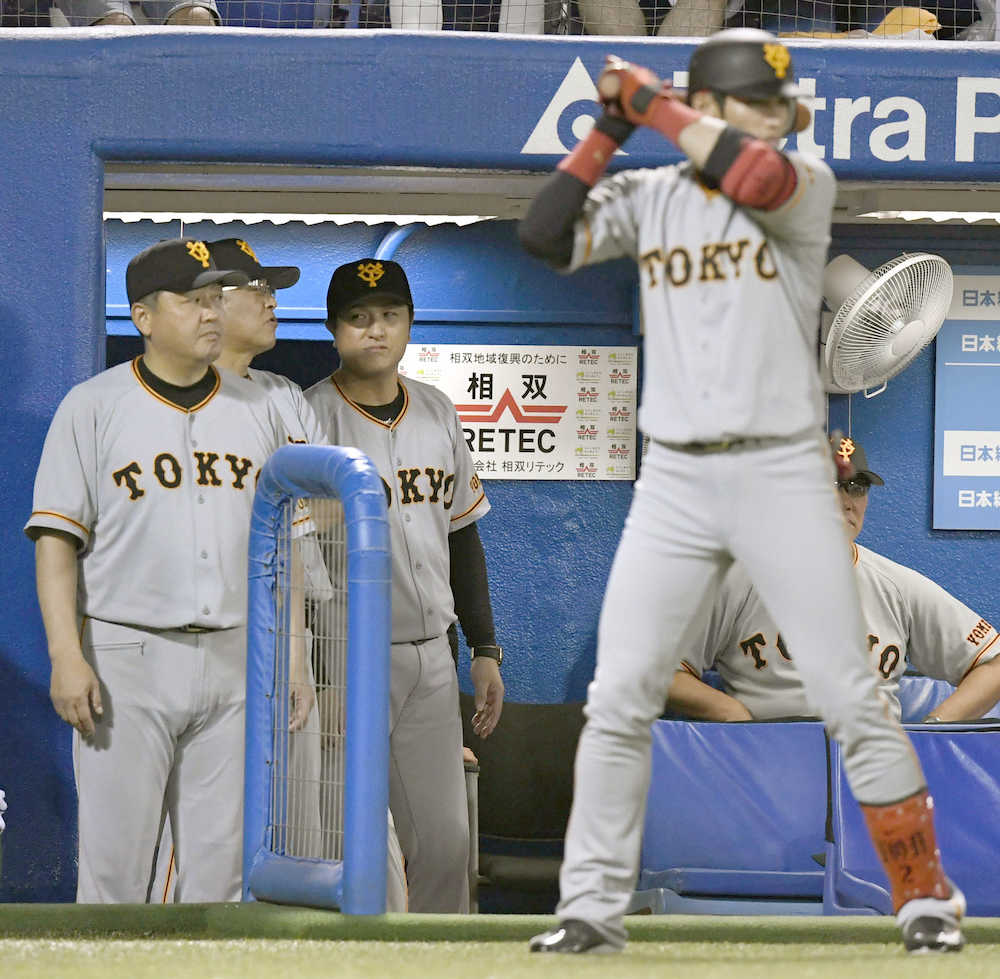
xmin=819 ymin=253 xmax=953 ymax=397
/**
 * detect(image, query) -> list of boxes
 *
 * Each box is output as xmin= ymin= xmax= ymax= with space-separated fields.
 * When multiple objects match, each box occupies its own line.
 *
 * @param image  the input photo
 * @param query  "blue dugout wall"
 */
xmin=2 ymin=28 xmax=1000 ymax=900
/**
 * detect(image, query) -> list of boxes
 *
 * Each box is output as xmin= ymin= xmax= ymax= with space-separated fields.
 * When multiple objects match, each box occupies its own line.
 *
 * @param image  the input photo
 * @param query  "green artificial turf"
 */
xmin=3 ymin=907 xmax=1000 ymax=978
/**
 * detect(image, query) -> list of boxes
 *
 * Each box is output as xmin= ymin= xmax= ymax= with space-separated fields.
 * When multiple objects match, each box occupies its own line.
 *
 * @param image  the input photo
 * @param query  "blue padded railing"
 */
xmin=244 ymin=444 xmax=391 ymax=914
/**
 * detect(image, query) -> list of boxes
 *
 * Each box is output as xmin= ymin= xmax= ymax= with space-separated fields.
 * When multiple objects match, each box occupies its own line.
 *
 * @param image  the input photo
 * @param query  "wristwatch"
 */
xmin=472 ymin=644 xmax=503 ymax=666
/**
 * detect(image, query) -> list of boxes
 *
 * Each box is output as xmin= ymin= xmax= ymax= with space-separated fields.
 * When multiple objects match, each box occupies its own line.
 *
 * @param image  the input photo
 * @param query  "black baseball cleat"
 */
xmin=529 ymin=919 xmax=618 ymax=954
xmin=897 ymin=885 xmax=966 ymax=954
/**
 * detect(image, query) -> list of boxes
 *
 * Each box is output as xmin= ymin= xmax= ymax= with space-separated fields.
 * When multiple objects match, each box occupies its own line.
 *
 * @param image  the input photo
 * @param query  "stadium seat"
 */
xmin=826 ymin=722 xmax=1000 ymax=917
xmin=459 ymin=693 xmax=585 ymax=914
xmin=632 ymin=720 xmax=828 ymax=915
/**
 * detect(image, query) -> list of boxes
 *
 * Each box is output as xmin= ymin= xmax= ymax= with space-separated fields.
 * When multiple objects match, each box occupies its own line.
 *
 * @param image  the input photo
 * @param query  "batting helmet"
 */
xmin=686 ymin=28 xmax=810 ymax=133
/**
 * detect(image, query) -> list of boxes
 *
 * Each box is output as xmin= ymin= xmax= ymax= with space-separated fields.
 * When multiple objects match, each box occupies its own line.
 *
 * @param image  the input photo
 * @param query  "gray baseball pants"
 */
xmin=389 ymin=634 xmax=470 ymax=913
xmin=557 ymin=433 xmax=926 ymax=946
xmin=75 ymin=618 xmax=245 ymax=903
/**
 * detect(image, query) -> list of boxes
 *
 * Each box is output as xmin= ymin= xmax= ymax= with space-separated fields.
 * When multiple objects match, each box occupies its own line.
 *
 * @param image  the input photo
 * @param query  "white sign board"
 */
xmin=399 ymin=344 xmax=638 ymax=480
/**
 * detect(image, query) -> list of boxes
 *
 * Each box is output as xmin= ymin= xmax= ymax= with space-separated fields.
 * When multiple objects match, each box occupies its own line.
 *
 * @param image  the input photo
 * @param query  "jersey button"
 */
xmin=198 ymin=495 xmax=205 ymax=504
xmin=200 ymin=550 xmax=208 ymax=559
xmin=415 ymin=562 xmax=422 ymax=570
xmin=404 ymin=514 xmax=412 ymax=523
xmin=202 ymin=606 xmax=210 ymax=615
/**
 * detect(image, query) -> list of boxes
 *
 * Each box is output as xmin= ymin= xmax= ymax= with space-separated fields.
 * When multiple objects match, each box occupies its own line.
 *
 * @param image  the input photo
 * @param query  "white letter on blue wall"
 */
xmin=955 ymin=78 xmax=1000 ymax=163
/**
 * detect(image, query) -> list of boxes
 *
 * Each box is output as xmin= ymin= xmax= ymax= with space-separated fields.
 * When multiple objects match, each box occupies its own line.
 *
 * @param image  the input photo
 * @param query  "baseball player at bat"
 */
xmin=26 ymin=238 xmax=290 ymax=903
xmin=670 ymin=437 xmax=1000 ymax=723
xmin=305 ymin=258 xmax=504 ymax=913
xmin=519 ymin=29 xmax=964 ymax=954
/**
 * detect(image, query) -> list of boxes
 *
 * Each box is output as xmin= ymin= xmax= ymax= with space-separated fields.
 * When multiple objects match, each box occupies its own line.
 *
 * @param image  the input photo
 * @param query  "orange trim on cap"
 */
xmin=130 ymin=358 xmax=221 ymax=414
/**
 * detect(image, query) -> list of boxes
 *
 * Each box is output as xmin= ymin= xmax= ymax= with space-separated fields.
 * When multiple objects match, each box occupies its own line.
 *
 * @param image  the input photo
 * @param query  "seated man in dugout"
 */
xmin=668 ymin=437 xmax=1000 ymax=724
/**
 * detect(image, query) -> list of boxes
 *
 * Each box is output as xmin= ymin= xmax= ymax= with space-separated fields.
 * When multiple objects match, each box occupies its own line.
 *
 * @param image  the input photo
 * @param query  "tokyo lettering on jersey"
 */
xmin=570 ymin=155 xmax=836 ymax=444
xmin=25 ymin=359 xmax=286 ymax=629
xmin=683 ymin=543 xmax=1000 ymax=721
xmin=304 ymin=374 xmax=488 ymax=644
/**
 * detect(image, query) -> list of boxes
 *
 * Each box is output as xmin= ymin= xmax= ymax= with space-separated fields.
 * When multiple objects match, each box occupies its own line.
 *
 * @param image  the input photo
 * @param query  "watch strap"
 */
xmin=472 ymin=644 xmax=503 ymax=666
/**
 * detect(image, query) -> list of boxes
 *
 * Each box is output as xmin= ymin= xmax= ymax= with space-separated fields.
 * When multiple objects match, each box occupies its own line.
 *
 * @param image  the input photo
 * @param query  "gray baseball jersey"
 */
xmin=247 ymin=366 xmax=326 ymax=446
xmin=245 ymin=366 xmax=333 ymax=601
xmin=26 ymin=356 xmax=287 ymax=903
xmin=571 ymin=155 xmax=833 ymax=443
xmin=683 ymin=543 xmax=1000 ymax=721
xmin=304 ymin=374 xmax=489 ymax=644
xmin=148 ymin=368 xmax=334 ymax=902
xmin=551 ymin=154 xmax=928 ymax=943
xmin=305 ymin=372 xmax=486 ymax=913
xmin=26 ymin=359 xmax=286 ymax=628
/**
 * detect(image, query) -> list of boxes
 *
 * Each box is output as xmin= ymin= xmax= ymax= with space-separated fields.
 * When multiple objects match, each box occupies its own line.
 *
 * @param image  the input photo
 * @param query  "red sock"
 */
xmin=860 ymin=789 xmax=951 ymax=912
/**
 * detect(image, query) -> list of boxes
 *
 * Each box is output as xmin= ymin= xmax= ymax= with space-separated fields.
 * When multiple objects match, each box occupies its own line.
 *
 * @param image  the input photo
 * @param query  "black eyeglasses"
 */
xmin=836 ymin=478 xmax=870 ymax=498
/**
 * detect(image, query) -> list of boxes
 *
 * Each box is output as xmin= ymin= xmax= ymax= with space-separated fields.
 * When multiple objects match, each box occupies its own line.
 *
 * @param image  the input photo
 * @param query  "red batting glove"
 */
xmin=597 ymin=56 xmax=674 ymax=128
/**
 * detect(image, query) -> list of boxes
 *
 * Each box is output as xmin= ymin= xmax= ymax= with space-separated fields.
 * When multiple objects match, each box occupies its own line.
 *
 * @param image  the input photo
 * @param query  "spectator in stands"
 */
xmin=668 ymin=438 xmax=1000 ymax=723
xmin=574 ymin=0 xmax=730 ymax=35
xmin=49 ymin=0 xmax=218 ymax=26
xmin=383 ymin=0 xmax=544 ymax=30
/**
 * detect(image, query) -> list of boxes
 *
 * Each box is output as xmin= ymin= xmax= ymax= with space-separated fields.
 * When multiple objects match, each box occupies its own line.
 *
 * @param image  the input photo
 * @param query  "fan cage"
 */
xmin=825 ymin=253 xmax=953 ymax=392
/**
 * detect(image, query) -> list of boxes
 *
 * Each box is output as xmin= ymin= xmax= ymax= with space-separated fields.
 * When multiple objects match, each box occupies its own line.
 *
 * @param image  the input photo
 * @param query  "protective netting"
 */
xmin=2 ymin=0 xmax=992 ymax=39
xmin=270 ymin=496 xmax=348 ymax=862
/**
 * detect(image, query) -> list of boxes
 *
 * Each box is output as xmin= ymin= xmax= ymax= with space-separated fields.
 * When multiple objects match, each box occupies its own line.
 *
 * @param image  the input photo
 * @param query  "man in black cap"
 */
xmin=305 ymin=258 xmax=505 ymax=913
xmin=209 ymin=236 xmax=321 ymax=736
xmin=25 ymin=237 xmax=289 ymax=903
xmin=520 ymin=31 xmax=965 ymax=955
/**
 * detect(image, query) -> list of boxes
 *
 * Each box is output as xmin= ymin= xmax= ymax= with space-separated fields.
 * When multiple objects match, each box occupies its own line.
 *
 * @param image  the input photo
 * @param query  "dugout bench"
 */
xmin=459 ymin=679 xmax=1000 ymax=917
xmin=631 ymin=711 xmax=1000 ymax=917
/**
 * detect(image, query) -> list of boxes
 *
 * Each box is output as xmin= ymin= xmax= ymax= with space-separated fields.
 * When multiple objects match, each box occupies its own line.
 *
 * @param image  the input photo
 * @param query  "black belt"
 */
xmin=656 ymin=435 xmax=788 ymax=455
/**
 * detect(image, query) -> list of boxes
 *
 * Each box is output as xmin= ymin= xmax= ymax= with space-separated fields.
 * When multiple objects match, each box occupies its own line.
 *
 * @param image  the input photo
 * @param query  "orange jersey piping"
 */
xmin=130 ymin=358 xmax=221 ymax=414
xmin=961 ymin=632 xmax=1000 ymax=681
xmin=450 ymin=492 xmax=487 ymax=524
xmin=30 ymin=510 xmax=90 ymax=538
xmin=331 ymin=375 xmax=410 ymax=431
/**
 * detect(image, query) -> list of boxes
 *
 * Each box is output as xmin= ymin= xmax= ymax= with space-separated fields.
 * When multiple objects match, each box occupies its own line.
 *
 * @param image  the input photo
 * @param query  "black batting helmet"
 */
xmin=686 ymin=28 xmax=810 ymax=133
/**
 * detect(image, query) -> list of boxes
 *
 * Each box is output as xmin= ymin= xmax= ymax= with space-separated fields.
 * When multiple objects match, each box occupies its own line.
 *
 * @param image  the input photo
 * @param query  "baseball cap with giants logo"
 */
xmin=127 ymin=238 xmax=249 ymax=305
xmin=206 ymin=238 xmax=300 ymax=290
xmin=830 ymin=436 xmax=884 ymax=485
xmin=326 ymin=259 xmax=414 ymax=325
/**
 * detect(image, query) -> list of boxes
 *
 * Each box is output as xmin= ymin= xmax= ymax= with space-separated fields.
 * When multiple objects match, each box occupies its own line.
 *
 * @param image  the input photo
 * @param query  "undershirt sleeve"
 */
xmin=448 ymin=521 xmax=497 ymax=652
